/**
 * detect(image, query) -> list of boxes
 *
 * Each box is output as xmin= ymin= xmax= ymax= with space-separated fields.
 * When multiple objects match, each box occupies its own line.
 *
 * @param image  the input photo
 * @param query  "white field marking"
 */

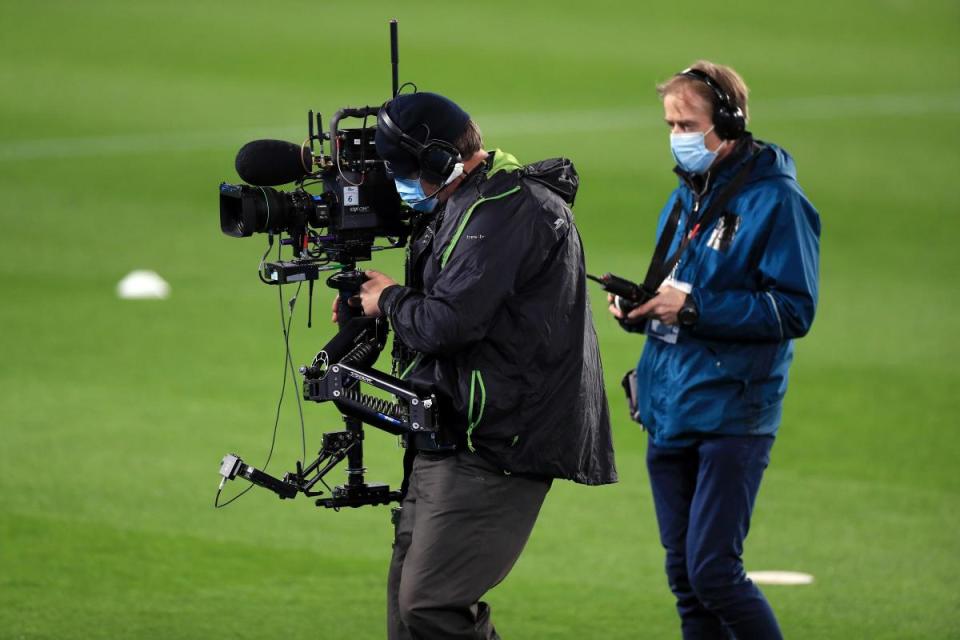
xmin=1 ymin=91 xmax=958 ymax=162
xmin=747 ymin=570 xmax=815 ymax=586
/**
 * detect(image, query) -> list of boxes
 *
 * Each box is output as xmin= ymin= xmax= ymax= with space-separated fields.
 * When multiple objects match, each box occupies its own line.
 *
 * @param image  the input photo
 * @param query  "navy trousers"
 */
xmin=646 ymin=435 xmax=782 ymax=640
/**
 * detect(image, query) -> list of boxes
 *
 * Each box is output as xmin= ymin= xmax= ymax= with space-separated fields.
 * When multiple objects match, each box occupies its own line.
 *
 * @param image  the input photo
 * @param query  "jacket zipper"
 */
xmin=466 ymin=369 xmax=486 ymax=451
xmin=678 ymin=174 xmax=712 ymax=280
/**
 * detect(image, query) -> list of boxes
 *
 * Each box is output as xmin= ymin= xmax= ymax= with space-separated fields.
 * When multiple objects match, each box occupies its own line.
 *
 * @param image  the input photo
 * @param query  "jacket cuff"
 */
xmin=378 ymin=284 xmax=407 ymax=317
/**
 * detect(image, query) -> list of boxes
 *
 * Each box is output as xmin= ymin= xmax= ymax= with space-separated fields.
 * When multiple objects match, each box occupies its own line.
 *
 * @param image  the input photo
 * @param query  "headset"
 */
xmin=376 ymin=104 xmax=465 ymax=186
xmin=678 ymin=67 xmax=746 ymax=140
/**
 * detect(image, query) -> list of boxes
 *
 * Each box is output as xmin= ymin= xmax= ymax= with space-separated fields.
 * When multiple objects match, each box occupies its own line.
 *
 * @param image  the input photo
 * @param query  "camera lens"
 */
xmin=219 ymin=183 xmax=256 ymax=237
xmin=219 ymin=183 xmax=313 ymax=237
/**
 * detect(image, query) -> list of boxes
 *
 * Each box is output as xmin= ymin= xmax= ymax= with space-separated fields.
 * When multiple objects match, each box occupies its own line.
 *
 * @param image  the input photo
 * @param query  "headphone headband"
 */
xmin=677 ymin=67 xmax=746 ymax=140
xmin=377 ymin=107 xmax=424 ymax=160
xmin=377 ymin=102 xmax=464 ymax=184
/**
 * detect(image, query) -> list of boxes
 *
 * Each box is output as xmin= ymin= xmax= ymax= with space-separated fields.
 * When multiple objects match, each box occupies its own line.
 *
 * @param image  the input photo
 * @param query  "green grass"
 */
xmin=2 ymin=0 xmax=959 ymax=638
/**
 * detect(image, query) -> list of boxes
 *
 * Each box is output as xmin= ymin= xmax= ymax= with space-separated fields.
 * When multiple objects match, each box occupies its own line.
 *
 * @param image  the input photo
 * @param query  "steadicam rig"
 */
xmin=215 ymin=21 xmax=451 ymax=511
xmin=218 ymin=315 xmax=449 ymax=509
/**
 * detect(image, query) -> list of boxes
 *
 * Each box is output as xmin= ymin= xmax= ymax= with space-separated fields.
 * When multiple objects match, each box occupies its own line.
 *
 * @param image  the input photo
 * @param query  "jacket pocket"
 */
xmin=703 ymin=340 xmax=779 ymax=407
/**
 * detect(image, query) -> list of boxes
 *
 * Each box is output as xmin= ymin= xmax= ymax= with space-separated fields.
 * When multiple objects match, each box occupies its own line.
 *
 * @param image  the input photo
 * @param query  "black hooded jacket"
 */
xmin=379 ymin=150 xmax=617 ymax=485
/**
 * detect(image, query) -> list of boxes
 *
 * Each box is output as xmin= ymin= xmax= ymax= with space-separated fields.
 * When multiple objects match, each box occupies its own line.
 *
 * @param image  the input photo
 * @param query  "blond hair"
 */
xmin=656 ymin=60 xmax=750 ymax=124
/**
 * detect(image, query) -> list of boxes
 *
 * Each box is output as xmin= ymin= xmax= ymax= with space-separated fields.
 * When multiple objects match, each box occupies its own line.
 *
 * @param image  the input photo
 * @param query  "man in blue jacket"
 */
xmin=610 ymin=61 xmax=820 ymax=639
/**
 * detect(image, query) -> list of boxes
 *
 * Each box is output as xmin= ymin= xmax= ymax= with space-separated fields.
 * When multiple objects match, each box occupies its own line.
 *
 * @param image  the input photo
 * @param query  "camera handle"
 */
xmin=324 ymin=266 xmax=379 ymax=501
xmin=328 ymin=268 xmax=369 ymax=328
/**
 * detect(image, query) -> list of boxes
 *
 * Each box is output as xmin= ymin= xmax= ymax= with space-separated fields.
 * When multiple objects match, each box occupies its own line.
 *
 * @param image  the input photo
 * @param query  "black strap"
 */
xmin=640 ymin=198 xmax=685 ymax=296
xmin=640 ymin=148 xmax=763 ymax=294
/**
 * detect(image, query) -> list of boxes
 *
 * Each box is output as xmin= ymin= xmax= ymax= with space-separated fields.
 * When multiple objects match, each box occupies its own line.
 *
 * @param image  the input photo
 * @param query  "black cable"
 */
xmin=214 ymin=481 xmax=253 ymax=508
xmin=279 ymin=280 xmax=308 ymax=465
xmin=257 ymin=235 xmax=275 ymax=284
xmin=216 ymin=238 xmax=306 ymax=508
xmin=277 ymin=229 xmax=309 ymax=464
xmin=319 ymin=476 xmax=334 ymax=498
xmin=214 ymin=293 xmax=296 ymax=508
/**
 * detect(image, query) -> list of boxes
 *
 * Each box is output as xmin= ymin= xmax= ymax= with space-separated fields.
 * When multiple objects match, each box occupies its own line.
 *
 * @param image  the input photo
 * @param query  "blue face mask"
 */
xmin=393 ymin=177 xmax=438 ymax=213
xmin=670 ymin=126 xmax=723 ymax=174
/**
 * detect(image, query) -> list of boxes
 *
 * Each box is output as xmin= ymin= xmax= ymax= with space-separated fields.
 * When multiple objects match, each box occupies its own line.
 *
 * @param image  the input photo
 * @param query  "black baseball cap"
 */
xmin=375 ymin=92 xmax=470 ymax=179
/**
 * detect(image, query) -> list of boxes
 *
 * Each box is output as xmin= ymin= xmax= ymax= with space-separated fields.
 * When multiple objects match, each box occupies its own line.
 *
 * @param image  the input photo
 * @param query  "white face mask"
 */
xmin=670 ymin=125 xmax=722 ymax=174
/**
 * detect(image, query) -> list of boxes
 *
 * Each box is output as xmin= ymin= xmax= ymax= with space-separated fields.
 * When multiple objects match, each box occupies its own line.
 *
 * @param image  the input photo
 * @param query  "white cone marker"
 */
xmin=117 ymin=270 xmax=170 ymax=300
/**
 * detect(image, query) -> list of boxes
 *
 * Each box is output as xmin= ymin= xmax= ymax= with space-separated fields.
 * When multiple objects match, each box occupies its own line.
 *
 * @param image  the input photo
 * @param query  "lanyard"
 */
xmin=640 ymin=147 xmax=762 ymax=296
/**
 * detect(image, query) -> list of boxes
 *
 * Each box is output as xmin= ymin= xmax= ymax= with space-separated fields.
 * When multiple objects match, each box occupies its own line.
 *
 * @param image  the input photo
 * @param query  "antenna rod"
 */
xmin=390 ymin=19 xmax=399 ymax=97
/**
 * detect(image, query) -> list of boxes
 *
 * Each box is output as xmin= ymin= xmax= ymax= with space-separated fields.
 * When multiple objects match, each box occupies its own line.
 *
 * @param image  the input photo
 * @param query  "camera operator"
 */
xmin=342 ymin=91 xmax=617 ymax=639
xmin=610 ymin=62 xmax=820 ymax=639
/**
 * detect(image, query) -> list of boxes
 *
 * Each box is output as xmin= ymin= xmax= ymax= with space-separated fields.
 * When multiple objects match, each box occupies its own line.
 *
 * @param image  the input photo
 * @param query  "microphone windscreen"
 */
xmin=235 ymin=139 xmax=312 ymax=186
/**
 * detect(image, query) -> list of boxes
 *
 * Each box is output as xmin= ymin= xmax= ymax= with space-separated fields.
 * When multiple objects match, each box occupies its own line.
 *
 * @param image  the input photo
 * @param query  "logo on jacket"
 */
xmin=706 ymin=213 xmax=741 ymax=252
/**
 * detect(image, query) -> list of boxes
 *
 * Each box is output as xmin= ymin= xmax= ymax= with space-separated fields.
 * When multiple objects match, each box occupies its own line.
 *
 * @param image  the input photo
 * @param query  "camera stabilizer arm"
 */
xmin=303 ymin=360 xmax=439 ymax=440
xmin=218 ymin=427 xmax=397 ymax=507
xmin=218 ymin=298 xmax=447 ymax=509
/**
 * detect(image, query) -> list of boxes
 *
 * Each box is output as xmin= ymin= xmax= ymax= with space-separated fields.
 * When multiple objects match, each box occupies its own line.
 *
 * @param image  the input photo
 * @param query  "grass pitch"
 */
xmin=1 ymin=1 xmax=959 ymax=638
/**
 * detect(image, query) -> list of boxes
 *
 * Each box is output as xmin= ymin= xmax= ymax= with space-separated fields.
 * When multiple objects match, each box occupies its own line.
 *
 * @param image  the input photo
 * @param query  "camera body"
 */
xmin=218 ymin=107 xmax=409 ymax=276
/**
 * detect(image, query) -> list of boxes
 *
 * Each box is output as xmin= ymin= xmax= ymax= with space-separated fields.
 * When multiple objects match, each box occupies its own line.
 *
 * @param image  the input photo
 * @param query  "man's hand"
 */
xmin=607 ymin=286 xmax=688 ymax=326
xmin=607 ymin=293 xmax=627 ymax=320
xmin=330 ymin=294 xmax=347 ymax=324
xmin=359 ymin=270 xmax=398 ymax=317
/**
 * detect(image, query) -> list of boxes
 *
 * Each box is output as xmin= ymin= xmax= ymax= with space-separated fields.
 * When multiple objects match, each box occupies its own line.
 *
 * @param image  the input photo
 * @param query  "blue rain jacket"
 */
xmin=635 ymin=139 xmax=820 ymax=446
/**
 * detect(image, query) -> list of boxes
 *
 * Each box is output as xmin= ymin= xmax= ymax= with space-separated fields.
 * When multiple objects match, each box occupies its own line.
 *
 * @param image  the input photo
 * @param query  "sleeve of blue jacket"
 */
xmin=691 ymin=189 xmax=821 ymax=341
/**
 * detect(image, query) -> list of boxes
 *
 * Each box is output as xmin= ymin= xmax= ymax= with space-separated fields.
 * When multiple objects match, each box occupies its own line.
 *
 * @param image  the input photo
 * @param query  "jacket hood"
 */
xmin=478 ymin=150 xmax=580 ymax=206
xmin=488 ymin=149 xmax=523 ymax=176
xmin=521 ymin=155 xmax=580 ymax=205
xmin=747 ymin=140 xmax=797 ymax=183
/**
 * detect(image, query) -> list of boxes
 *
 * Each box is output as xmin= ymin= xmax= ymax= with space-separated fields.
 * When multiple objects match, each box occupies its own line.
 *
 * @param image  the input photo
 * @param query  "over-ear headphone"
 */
xmin=678 ymin=68 xmax=746 ymax=140
xmin=377 ymin=104 xmax=465 ymax=185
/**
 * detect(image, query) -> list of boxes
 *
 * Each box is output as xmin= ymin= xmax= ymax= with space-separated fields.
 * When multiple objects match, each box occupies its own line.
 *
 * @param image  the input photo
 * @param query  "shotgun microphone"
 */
xmin=235 ymin=139 xmax=313 ymax=186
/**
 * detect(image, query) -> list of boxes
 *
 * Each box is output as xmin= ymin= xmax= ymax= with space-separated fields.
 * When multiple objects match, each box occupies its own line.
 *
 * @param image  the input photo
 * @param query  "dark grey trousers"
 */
xmin=387 ymin=450 xmax=551 ymax=640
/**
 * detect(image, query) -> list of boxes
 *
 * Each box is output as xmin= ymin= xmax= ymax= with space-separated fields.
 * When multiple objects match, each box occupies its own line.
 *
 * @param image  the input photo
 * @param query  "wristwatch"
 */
xmin=678 ymin=293 xmax=699 ymax=328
